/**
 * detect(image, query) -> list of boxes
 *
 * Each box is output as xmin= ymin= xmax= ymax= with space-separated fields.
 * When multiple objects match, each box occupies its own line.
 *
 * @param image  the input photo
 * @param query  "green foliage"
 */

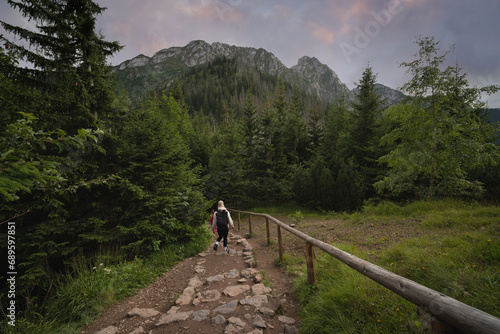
xmin=292 ymin=200 xmax=500 ymax=333
xmin=295 ymin=249 xmax=419 ymax=334
xmin=0 ymin=233 xmax=211 ymax=333
xmin=0 ymin=112 xmax=100 ymax=202
xmin=0 ymin=3 xmax=210 ymax=330
xmin=288 ymin=210 xmax=304 ymax=225
xmin=376 ymin=36 xmax=500 ymax=200
xmin=3 ymin=15 xmax=500 ymax=333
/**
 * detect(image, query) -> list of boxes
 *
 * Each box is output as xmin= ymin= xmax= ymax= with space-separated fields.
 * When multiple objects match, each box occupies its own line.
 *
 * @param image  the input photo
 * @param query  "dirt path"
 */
xmin=81 ymin=223 xmax=300 ymax=334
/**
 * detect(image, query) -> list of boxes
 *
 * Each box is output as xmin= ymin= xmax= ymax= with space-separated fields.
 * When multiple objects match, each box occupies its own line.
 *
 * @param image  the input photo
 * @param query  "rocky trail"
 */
xmin=82 ymin=228 xmax=300 ymax=334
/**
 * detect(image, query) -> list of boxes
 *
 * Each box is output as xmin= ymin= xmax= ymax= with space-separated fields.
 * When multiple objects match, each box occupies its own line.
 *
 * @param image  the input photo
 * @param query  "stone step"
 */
xmin=91 ymin=233 xmax=298 ymax=334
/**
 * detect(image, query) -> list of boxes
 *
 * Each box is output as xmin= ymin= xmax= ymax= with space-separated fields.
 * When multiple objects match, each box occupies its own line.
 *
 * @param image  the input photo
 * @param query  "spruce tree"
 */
xmin=350 ymin=66 xmax=384 ymax=199
xmin=1 ymin=0 xmax=122 ymax=131
xmin=0 ymin=0 xmax=123 ymax=301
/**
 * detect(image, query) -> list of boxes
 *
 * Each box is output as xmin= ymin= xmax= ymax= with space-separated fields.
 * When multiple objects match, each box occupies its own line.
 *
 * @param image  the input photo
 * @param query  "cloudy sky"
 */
xmin=1 ymin=0 xmax=500 ymax=106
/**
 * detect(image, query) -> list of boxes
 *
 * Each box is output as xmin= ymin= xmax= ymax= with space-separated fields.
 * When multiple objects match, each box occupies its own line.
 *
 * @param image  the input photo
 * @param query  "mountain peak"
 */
xmin=293 ymin=56 xmax=330 ymax=75
xmin=112 ymin=40 xmax=403 ymax=105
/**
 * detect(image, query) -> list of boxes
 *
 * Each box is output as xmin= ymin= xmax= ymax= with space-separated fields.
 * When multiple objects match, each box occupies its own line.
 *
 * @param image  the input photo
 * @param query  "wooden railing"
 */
xmin=230 ymin=209 xmax=500 ymax=334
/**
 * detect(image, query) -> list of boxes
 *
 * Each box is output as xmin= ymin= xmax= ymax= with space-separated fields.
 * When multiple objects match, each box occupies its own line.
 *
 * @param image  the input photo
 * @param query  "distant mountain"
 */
xmin=352 ymin=83 xmax=407 ymax=108
xmin=112 ymin=40 xmax=404 ymax=106
xmin=486 ymin=108 xmax=500 ymax=123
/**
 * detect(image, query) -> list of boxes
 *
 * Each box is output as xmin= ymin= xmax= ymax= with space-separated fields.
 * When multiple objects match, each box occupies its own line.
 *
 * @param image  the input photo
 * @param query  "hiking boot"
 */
xmin=213 ymin=243 xmax=218 ymax=251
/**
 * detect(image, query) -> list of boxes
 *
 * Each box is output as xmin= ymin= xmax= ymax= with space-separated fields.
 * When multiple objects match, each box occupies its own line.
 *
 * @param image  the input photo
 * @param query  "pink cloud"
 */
xmin=273 ymin=5 xmax=291 ymax=18
xmin=308 ymin=22 xmax=335 ymax=45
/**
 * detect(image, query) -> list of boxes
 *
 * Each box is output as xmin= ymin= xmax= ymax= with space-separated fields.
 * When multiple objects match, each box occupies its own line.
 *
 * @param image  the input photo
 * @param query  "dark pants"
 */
xmin=216 ymin=227 xmax=229 ymax=247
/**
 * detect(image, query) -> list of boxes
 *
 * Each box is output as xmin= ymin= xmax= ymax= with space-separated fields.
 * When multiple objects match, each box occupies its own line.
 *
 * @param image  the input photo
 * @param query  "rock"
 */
xmin=127 ymin=327 xmax=144 ymax=334
xmin=284 ymin=324 xmax=299 ymax=334
xmin=127 ymin=307 xmax=159 ymax=318
xmin=224 ymin=324 xmax=239 ymax=334
xmin=257 ymin=307 xmax=275 ymax=317
xmin=252 ymin=283 xmax=272 ymax=296
xmin=254 ymin=274 xmax=263 ymax=283
xmin=194 ymin=289 xmax=221 ymax=303
xmin=228 ymin=316 xmax=247 ymax=331
xmin=223 ymin=285 xmax=251 ymax=297
xmin=156 ymin=311 xmax=193 ymax=326
xmin=253 ymin=314 xmax=266 ymax=328
xmin=240 ymin=268 xmax=259 ymax=278
xmin=188 ymin=276 xmax=203 ymax=289
xmin=213 ymin=300 xmax=239 ymax=314
xmin=245 ymin=258 xmax=256 ymax=267
xmin=239 ymin=295 xmax=268 ymax=308
xmin=211 ymin=315 xmax=226 ymax=325
xmin=205 ymin=274 xmax=225 ymax=284
xmin=225 ymin=269 xmax=240 ymax=279
xmin=175 ymin=293 xmax=192 ymax=306
xmin=94 ymin=326 xmax=118 ymax=334
xmin=194 ymin=265 xmax=206 ymax=274
xmin=266 ymin=296 xmax=282 ymax=312
xmin=183 ymin=286 xmax=196 ymax=296
xmin=247 ymin=329 xmax=264 ymax=334
xmin=238 ymin=278 xmax=247 ymax=284
xmin=166 ymin=306 xmax=180 ymax=314
xmin=278 ymin=315 xmax=296 ymax=325
xmin=192 ymin=309 xmax=210 ymax=321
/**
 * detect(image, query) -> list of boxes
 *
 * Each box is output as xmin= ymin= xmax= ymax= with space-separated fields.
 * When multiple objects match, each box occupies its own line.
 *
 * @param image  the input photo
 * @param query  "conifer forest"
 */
xmin=1 ymin=0 xmax=499 ymax=329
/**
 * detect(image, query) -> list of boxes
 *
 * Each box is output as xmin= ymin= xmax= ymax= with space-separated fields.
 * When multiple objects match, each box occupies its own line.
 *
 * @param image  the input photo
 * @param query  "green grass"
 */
xmin=1 ymin=227 xmax=212 ymax=334
xmin=288 ymin=199 xmax=500 ymax=333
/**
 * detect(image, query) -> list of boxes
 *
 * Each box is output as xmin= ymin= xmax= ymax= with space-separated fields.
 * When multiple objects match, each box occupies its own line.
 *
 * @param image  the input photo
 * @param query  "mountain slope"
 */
xmin=112 ymin=40 xmax=405 ymax=106
xmin=113 ymin=40 xmax=354 ymax=102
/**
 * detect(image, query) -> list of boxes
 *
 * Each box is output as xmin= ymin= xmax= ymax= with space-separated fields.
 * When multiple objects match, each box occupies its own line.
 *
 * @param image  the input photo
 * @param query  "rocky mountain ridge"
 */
xmin=113 ymin=40 xmax=404 ymax=105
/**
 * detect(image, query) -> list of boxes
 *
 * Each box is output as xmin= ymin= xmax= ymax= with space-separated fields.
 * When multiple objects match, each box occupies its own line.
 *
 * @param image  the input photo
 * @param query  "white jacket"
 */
xmin=210 ymin=207 xmax=234 ymax=230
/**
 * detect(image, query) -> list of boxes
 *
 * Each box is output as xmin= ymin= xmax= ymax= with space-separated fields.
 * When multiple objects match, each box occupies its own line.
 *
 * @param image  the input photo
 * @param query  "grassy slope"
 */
xmin=256 ymin=200 xmax=499 ymax=333
xmin=0 ymin=227 xmax=212 ymax=334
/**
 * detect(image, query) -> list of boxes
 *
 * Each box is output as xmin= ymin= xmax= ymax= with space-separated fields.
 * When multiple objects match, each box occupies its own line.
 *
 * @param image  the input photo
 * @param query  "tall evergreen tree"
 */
xmin=0 ymin=0 xmax=124 ymax=303
xmin=350 ymin=66 xmax=384 ymax=164
xmin=240 ymin=92 xmax=261 ymax=193
xmin=350 ymin=66 xmax=384 ymax=199
xmin=1 ymin=0 xmax=122 ymax=131
xmin=283 ymin=86 xmax=309 ymax=165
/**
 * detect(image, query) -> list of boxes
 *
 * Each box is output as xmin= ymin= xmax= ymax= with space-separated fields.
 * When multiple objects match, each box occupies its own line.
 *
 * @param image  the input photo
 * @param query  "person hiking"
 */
xmin=210 ymin=200 xmax=234 ymax=252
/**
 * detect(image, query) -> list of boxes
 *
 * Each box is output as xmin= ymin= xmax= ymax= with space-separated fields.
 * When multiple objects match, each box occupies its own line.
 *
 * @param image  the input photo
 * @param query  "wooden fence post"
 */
xmin=306 ymin=242 xmax=316 ymax=285
xmin=266 ymin=217 xmax=270 ymax=245
xmin=277 ymin=225 xmax=283 ymax=262
xmin=248 ymin=214 xmax=252 ymax=234
xmin=431 ymin=315 xmax=455 ymax=334
xmin=237 ymin=212 xmax=240 ymax=230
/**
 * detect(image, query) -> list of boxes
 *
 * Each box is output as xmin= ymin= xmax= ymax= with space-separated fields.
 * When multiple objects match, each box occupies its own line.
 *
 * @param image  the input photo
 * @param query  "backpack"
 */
xmin=216 ymin=210 xmax=229 ymax=229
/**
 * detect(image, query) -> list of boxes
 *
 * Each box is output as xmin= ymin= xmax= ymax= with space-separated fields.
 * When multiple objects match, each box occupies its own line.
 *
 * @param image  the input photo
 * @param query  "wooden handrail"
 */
xmin=230 ymin=209 xmax=500 ymax=334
